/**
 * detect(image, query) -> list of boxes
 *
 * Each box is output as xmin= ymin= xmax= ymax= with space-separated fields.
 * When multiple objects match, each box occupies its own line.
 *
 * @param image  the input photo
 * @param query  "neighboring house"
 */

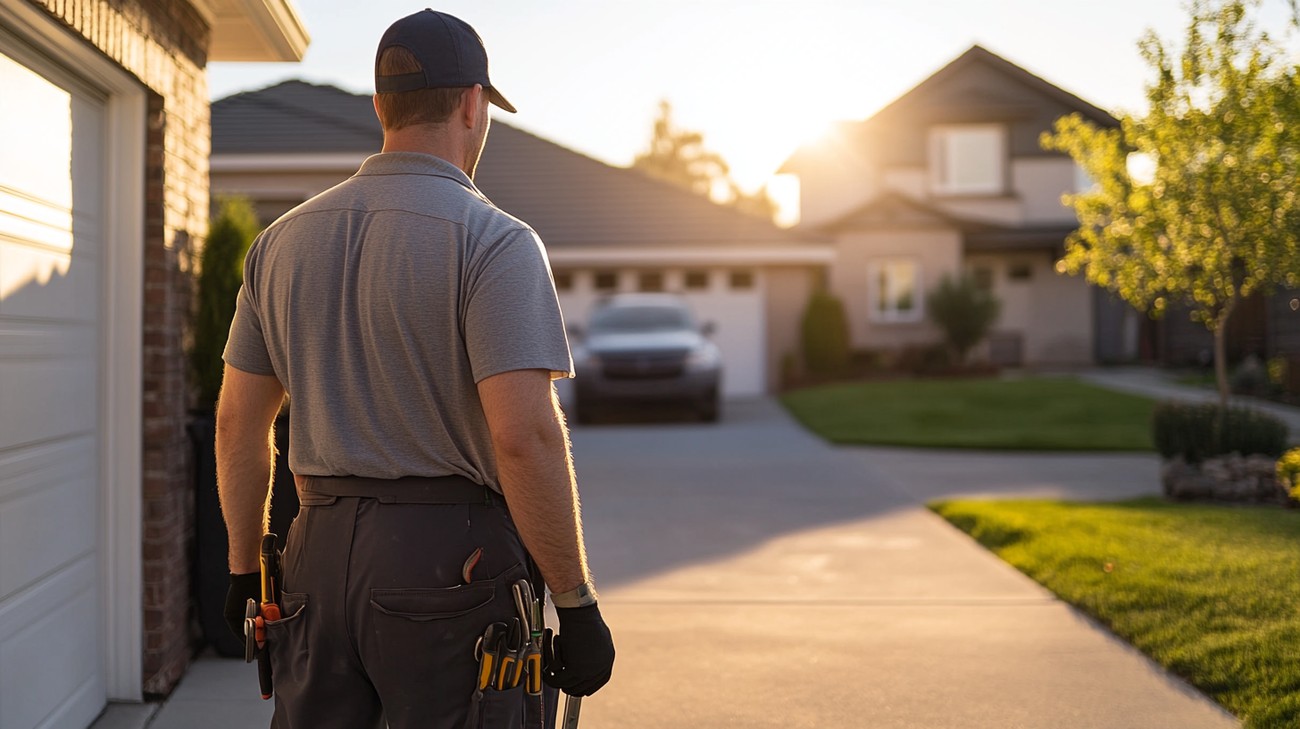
xmin=781 ymin=45 xmax=1140 ymax=366
xmin=0 ymin=1 xmax=306 ymax=727
xmin=211 ymin=81 xmax=833 ymax=396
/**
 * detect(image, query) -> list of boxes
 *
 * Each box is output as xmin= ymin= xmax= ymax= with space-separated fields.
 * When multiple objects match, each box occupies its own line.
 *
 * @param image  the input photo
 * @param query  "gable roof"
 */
xmin=212 ymin=80 xmax=822 ymax=250
xmin=866 ymin=45 xmax=1118 ymax=130
xmin=780 ymin=45 xmax=1118 ymax=174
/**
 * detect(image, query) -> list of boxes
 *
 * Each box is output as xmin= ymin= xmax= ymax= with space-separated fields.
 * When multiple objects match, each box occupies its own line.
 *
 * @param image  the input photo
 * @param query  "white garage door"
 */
xmin=555 ymin=268 xmax=767 ymax=397
xmin=0 ymin=47 xmax=108 ymax=729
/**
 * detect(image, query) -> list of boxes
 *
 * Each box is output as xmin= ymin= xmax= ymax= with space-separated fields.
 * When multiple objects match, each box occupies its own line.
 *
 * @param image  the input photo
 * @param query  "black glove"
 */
xmin=543 ymin=603 xmax=615 ymax=696
xmin=224 ymin=572 xmax=261 ymax=640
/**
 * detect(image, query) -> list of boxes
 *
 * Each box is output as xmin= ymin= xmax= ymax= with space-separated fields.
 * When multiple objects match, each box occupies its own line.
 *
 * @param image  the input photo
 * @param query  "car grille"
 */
xmin=601 ymin=351 xmax=688 ymax=379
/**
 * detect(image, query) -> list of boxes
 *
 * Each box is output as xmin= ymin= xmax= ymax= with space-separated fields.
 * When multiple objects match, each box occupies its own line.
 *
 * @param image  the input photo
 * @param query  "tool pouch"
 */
xmin=465 ymin=683 xmax=525 ymax=729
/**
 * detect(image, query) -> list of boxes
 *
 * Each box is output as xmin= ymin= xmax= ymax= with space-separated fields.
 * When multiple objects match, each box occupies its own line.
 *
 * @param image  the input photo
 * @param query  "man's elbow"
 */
xmin=491 ymin=418 xmax=564 ymax=464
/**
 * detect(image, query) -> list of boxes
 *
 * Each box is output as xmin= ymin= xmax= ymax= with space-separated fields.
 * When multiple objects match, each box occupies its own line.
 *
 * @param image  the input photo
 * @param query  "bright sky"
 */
xmin=208 ymin=1 xmax=1298 ymax=202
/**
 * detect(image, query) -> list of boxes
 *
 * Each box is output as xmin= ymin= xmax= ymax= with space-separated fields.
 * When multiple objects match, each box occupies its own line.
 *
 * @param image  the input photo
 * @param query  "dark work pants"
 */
xmin=266 ymin=476 xmax=530 ymax=729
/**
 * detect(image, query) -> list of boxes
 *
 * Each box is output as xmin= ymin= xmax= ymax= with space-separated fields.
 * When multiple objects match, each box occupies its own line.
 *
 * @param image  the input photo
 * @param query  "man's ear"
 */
xmin=372 ymin=94 xmax=382 ymax=124
xmin=462 ymin=85 xmax=484 ymax=129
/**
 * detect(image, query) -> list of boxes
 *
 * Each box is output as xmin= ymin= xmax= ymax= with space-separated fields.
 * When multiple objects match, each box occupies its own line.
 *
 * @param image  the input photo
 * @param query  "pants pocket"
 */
xmin=469 ymin=684 xmax=524 ymax=729
xmin=266 ymin=592 xmax=309 ymax=664
xmin=366 ymin=563 xmax=529 ymax=729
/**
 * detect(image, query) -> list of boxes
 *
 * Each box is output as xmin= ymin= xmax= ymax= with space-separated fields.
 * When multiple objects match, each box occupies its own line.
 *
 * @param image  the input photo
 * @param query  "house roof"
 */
xmin=779 ymin=44 xmax=1119 ymax=175
xmin=212 ymin=80 xmax=824 ymax=250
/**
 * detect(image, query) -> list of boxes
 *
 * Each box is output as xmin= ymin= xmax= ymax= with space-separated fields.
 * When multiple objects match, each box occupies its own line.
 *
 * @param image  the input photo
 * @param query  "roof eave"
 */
xmin=199 ymin=0 xmax=310 ymax=62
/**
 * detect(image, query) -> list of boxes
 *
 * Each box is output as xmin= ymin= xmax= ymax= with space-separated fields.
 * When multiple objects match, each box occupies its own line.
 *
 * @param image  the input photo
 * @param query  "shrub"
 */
xmin=925 ymin=273 xmax=1000 ymax=364
xmin=801 ymin=289 xmax=850 ymax=376
xmin=1276 ymin=447 xmax=1300 ymax=500
xmin=191 ymin=196 xmax=261 ymax=410
xmin=1151 ymin=401 xmax=1289 ymax=464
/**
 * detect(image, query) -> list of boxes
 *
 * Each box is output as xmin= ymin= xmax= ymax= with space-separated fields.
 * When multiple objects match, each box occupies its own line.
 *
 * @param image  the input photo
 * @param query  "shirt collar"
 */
xmin=356 ymin=152 xmax=485 ymax=198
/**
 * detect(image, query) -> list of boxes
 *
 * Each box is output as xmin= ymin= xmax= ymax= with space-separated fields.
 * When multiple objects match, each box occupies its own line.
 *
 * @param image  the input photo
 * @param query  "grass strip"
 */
xmin=931 ymin=498 xmax=1300 ymax=728
xmin=781 ymin=376 xmax=1156 ymax=450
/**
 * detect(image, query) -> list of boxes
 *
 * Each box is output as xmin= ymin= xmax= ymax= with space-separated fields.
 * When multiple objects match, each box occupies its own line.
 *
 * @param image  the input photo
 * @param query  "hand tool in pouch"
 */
xmin=242 ymin=533 xmax=281 ymax=699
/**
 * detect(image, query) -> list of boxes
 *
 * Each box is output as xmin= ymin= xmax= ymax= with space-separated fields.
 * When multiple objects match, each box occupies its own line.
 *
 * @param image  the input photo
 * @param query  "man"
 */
xmin=216 ymin=9 xmax=614 ymax=728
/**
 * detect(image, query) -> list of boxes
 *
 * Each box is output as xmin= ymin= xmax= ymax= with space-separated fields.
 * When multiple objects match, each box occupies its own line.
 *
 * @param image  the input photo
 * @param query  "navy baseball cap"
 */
xmin=374 ymin=9 xmax=516 ymax=113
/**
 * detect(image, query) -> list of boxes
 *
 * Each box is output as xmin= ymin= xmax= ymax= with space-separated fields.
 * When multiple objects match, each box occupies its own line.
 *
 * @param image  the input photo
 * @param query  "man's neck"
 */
xmin=381 ymin=126 xmax=471 ymax=176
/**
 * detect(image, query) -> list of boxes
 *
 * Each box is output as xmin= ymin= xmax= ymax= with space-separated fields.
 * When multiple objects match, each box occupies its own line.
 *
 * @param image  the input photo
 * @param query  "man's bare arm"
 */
xmin=216 ymin=364 xmax=286 ymax=575
xmin=478 ymin=369 xmax=589 ymax=594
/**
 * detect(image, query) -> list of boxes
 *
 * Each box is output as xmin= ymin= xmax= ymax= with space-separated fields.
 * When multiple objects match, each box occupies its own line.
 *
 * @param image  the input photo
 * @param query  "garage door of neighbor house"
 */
xmin=556 ymin=268 xmax=768 ymax=397
xmin=0 ymin=47 xmax=108 ymax=729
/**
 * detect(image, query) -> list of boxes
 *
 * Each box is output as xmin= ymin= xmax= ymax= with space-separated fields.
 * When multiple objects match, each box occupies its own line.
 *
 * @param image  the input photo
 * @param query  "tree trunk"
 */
xmin=1213 ymin=295 xmax=1238 ymax=410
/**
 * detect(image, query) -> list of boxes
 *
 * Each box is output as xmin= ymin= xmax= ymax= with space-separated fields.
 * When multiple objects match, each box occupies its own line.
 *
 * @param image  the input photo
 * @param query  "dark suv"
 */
xmin=572 ymin=294 xmax=722 ymax=423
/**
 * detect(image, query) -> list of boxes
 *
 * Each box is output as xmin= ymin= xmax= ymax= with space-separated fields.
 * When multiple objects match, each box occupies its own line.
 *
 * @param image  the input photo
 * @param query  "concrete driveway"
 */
xmin=101 ymin=397 xmax=1237 ymax=729
xmin=575 ymin=399 xmax=1236 ymax=728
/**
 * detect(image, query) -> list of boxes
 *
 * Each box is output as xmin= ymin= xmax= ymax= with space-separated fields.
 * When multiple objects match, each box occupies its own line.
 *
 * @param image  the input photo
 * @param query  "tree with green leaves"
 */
xmin=1042 ymin=0 xmax=1300 ymax=408
xmin=191 ymin=196 xmax=261 ymax=410
xmin=926 ymin=274 xmax=1002 ymax=365
xmin=633 ymin=99 xmax=778 ymax=221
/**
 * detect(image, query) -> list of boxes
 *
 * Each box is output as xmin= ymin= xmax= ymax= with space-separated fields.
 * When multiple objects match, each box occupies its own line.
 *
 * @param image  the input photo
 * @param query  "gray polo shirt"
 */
xmin=223 ymin=152 xmax=573 ymax=490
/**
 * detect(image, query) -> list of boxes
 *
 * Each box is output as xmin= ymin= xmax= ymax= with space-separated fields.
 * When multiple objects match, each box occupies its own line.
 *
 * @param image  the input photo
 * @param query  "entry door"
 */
xmin=0 ymin=46 xmax=108 ymax=729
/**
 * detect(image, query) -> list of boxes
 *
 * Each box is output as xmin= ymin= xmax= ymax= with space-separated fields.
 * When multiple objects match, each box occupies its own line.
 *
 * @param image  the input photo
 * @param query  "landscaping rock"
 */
xmin=1161 ymin=453 xmax=1293 ymax=505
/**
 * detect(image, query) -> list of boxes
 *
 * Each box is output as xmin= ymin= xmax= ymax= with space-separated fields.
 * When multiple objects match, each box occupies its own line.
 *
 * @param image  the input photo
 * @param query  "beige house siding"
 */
xmin=832 ymin=229 xmax=962 ymax=350
xmin=966 ymin=252 xmax=1092 ymax=365
xmin=1012 ymin=157 xmax=1080 ymax=224
xmin=763 ymin=266 xmax=818 ymax=389
xmin=790 ymin=159 xmax=874 ymax=229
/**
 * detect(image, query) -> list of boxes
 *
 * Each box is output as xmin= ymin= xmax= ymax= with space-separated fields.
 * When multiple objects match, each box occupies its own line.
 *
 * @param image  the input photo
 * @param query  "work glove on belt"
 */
xmin=544 ymin=604 xmax=615 ymax=697
xmin=224 ymin=572 xmax=261 ymax=640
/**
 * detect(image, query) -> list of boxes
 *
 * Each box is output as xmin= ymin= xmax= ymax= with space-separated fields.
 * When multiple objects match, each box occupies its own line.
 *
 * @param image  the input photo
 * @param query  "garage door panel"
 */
xmin=682 ymin=288 xmax=765 ymax=397
xmin=0 ymin=578 xmax=100 ymax=729
xmin=0 ymin=321 xmax=96 ymax=360
xmin=0 ymin=38 xmax=109 ymax=729
xmin=0 ymin=188 xmax=74 ymax=252
xmin=0 ymin=54 xmax=73 ymax=209
xmin=0 ymin=241 xmax=100 ymax=321
xmin=0 ymin=468 xmax=97 ymax=602
xmin=0 ymin=358 xmax=97 ymax=449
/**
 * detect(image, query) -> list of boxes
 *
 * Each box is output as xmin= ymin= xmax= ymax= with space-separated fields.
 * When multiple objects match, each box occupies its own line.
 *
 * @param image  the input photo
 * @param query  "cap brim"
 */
xmin=488 ymin=87 xmax=517 ymax=113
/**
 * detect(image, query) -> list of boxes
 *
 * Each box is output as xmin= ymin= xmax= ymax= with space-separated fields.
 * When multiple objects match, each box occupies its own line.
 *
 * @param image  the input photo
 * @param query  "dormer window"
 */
xmin=930 ymin=124 xmax=1005 ymax=196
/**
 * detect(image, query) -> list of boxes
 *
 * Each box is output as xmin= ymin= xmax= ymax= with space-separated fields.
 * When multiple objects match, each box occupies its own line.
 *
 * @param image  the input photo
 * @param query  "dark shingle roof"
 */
xmin=213 ymin=80 xmax=383 ymax=153
xmin=212 ymin=80 xmax=821 ymax=249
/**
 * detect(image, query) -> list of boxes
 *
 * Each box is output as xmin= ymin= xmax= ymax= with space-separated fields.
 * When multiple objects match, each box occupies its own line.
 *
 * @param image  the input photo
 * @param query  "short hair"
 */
xmin=374 ymin=46 xmax=471 ymax=130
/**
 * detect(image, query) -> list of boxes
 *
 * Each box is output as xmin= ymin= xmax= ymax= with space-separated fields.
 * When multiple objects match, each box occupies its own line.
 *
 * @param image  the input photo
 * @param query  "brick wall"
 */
xmin=29 ymin=0 xmax=211 ymax=696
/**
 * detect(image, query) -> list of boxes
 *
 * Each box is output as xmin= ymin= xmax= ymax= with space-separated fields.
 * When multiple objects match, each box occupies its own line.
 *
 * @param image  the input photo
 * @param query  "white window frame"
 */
xmin=929 ymin=124 xmax=1006 ymax=196
xmin=867 ymin=259 xmax=923 ymax=324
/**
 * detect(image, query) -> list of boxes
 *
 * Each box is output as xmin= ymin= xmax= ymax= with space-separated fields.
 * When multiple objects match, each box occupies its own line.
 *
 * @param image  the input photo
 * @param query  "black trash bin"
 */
xmin=192 ymin=413 xmax=300 ymax=657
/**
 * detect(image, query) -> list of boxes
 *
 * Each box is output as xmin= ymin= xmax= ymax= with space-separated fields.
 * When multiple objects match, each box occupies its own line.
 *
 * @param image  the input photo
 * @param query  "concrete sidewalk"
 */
xmin=93 ymin=397 xmax=1239 ymax=728
xmin=1078 ymin=366 xmax=1300 ymax=441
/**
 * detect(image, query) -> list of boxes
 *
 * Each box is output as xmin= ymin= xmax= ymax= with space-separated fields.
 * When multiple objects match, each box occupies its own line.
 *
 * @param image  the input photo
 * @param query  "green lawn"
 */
xmin=780 ymin=376 xmax=1156 ymax=450
xmin=931 ymin=498 xmax=1300 ymax=728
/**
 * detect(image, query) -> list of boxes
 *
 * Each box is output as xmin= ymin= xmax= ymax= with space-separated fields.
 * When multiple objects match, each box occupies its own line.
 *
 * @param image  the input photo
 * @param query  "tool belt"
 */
xmin=300 ymin=474 xmax=502 ymax=505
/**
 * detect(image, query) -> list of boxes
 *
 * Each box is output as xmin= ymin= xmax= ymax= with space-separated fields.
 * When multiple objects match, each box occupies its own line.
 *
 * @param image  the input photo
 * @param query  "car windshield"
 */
xmin=590 ymin=305 xmax=693 ymax=333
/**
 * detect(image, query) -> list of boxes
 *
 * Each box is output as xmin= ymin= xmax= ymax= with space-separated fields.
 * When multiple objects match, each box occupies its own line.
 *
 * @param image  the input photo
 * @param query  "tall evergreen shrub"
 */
xmin=191 ymin=196 xmax=260 ymax=410
xmin=801 ymin=289 xmax=850 ymax=376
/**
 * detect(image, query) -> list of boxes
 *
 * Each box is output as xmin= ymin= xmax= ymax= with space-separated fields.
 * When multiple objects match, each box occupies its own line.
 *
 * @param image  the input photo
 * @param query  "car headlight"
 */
xmin=686 ymin=345 xmax=721 ymax=372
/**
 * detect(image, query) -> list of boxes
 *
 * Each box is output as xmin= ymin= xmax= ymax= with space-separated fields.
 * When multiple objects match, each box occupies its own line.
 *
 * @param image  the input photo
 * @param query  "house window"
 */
xmin=553 ymin=270 xmax=573 ymax=292
xmin=684 ymin=270 xmax=710 ymax=290
xmin=593 ymin=270 xmax=618 ymax=292
xmin=971 ymin=265 xmax=994 ymax=291
xmin=1008 ymin=262 xmax=1033 ymax=281
xmin=729 ymin=270 xmax=755 ymax=290
xmin=637 ymin=271 xmax=664 ymax=292
xmin=868 ymin=259 xmax=922 ymax=323
xmin=930 ymin=124 xmax=1005 ymax=196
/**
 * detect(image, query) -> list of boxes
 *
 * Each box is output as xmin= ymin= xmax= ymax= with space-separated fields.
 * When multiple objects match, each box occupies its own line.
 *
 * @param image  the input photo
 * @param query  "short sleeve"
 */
xmin=463 ymin=228 xmax=573 ymax=382
xmin=222 ymin=247 xmax=276 ymax=376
